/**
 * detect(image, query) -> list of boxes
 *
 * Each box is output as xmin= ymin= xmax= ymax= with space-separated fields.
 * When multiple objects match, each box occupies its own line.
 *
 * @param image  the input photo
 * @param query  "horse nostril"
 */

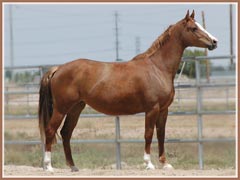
xmin=213 ymin=39 xmax=217 ymax=45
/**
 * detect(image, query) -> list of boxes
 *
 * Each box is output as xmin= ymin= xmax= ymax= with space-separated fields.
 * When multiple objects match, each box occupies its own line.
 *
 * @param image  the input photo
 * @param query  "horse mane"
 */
xmin=132 ymin=25 xmax=173 ymax=61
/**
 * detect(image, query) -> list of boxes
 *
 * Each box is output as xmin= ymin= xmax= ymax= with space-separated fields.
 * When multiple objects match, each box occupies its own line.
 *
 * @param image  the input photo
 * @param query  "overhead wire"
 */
xmin=4 ymin=35 xmax=110 ymax=46
xmin=4 ymin=48 xmax=115 ymax=59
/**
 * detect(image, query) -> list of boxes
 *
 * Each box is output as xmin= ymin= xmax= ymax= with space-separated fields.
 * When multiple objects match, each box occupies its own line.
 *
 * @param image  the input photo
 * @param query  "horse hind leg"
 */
xmin=44 ymin=108 xmax=65 ymax=172
xmin=60 ymin=101 xmax=86 ymax=172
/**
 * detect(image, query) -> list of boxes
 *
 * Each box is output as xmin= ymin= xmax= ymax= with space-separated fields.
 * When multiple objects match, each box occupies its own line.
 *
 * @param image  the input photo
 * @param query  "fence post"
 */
xmin=27 ymin=85 xmax=30 ymax=115
xmin=177 ymin=82 xmax=181 ymax=112
xmin=115 ymin=116 xmax=121 ymax=169
xmin=195 ymin=60 xmax=204 ymax=170
xmin=5 ymin=86 xmax=9 ymax=114
xmin=39 ymin=66 xmax=44 ymax=79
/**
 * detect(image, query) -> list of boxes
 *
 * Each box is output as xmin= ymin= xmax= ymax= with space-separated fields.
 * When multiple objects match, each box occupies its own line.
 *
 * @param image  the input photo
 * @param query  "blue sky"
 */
xmin=3 ymin=3 xmax=237 ymax=67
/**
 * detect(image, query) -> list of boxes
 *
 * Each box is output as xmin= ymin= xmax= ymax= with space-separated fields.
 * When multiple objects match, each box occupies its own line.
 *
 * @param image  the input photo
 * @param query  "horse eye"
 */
xmin=192 ymin=27 xmax=198 ymax=32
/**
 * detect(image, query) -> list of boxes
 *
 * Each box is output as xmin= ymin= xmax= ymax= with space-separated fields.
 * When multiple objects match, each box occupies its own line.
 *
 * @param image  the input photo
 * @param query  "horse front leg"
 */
xmin=156 ymin=108 xmax=173 ymax=170
xmin=143 ymin=104 xmax=160 ymax=170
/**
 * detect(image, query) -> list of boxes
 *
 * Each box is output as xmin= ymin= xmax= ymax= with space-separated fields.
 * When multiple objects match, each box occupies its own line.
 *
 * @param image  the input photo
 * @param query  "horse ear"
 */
xmin=185 ymin=10 xmax=190 ymax=20
xmin=190 ymin=10 xmax=195 ymax=19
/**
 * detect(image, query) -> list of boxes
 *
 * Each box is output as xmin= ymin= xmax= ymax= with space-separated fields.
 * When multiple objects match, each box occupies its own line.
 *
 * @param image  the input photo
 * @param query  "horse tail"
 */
xmin=38 ymin=66 xmax=59 ymax=144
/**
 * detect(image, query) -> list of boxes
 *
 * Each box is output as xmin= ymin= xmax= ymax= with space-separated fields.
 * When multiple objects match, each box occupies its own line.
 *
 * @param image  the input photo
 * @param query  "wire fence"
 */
xmin=4 ymin=55 xmax=236 ymax=169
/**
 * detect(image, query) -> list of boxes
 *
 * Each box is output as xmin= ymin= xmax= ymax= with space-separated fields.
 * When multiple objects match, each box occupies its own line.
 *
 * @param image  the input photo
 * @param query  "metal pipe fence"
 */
xmin=4 ymin=55 xmax=236 ymax=170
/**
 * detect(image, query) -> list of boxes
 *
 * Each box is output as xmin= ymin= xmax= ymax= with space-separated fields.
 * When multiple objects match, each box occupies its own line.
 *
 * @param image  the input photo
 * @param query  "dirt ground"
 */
xmin=4 ymin=165 xmax=236 ymax=177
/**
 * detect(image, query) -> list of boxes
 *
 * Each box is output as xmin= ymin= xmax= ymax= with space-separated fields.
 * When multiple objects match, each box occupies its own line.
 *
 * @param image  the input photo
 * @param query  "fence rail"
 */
xmin=5 ymin=137 xmax=235 ymax=145
xmin=4 ymin=110 xmax=236 ymax=120
xmin=4 ymin=55 xmax=236 ymax=170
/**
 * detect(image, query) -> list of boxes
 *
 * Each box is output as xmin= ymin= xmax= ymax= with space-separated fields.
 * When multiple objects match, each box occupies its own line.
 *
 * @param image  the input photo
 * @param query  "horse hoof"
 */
xmin=44 ymin=166 xmax=54 ymax=173
xmin=144 ymin=163 xmax=155 ymax=170
xmin=162 ymin=163 xmax=174 ymax=170
xmin=70 ymin=166 xmax=79 ymax=172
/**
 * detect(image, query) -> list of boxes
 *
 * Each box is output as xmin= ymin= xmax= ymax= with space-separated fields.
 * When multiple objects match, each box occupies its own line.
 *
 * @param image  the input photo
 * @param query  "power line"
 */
xmin=4 ymin=48 xmax=114 ymax=59
xmin=9 ymin=5 xmax=14 ymax=67
xmin=115 ymin=11 xmax=120 ymax=61
xmin=229 ymin=4 xmax=233 ymax=68
xmin=135 ymin=36 xmax=141 ymax=54
xmin=5 ymin=35 xmax=110 ymax=46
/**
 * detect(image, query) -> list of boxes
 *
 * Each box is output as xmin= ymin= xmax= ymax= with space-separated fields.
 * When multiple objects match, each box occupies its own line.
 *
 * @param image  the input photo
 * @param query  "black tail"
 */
xmin=38 ymin=66 xmax=58 ymax=144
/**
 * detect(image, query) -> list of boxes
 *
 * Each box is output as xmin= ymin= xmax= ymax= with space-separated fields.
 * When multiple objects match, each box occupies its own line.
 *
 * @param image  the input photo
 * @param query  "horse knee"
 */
xmin=144 ymin=128 xmax=154 ymax=143
xmin=145 ymin=137 xmax=152 ymax=145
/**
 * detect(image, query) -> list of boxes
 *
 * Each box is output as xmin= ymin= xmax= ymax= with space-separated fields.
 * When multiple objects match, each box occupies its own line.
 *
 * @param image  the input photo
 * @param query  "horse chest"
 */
xmin=158 ymin=87 xmax=175 ymax=108
xmin=143 ymin=79 xmax=174 ymax=109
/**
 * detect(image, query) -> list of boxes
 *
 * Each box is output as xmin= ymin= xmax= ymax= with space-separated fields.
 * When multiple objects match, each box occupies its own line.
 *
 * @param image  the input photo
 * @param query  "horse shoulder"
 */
xmin=139 ymin=64 xmax=175 ymax=107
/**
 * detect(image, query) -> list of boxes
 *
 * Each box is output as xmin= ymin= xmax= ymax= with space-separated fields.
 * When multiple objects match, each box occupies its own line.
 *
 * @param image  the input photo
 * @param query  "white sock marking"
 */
xmin=143 ymin=152 xmax=155 ymax=170
xmin=44 ymin=151 xmax=54 ymax=172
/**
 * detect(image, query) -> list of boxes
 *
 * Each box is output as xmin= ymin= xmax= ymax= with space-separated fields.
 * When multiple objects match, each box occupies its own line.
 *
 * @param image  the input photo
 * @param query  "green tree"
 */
xmin=5 ymin=70 xmax=13 ymax=81
xmin=178 ymin=49 xmax=210 ymax=78
xmin=13 ymin=71 xmax=34 ymax=83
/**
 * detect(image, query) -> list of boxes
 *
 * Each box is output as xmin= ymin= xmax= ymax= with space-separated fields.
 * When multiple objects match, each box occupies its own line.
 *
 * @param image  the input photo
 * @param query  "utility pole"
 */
xmin=114 ymin=11 xmax=121 ymax=169
xmin=135 ymin=36 xmax=141 ymax=55
xmin=201 ymin=11 xmax=210 ymax=83
xmin=115 ymin=11 xmax=120 ymax=61
xmin=229 ymin=4 xmax=234 ymax=69
xmin=9 ymin=5 xmax=15 ymax=68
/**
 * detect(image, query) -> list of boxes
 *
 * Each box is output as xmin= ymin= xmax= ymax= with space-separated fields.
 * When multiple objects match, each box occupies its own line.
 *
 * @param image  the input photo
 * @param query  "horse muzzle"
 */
xmin=199 ymin=37 xmax=218 ymax=51
xmin=207 ymin=39 xmax=218 ymax=51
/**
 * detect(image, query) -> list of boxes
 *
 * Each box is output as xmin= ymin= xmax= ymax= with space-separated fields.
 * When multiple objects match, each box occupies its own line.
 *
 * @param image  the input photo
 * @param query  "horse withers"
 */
xmin=39 ymin=10 xmax=218 ymax=172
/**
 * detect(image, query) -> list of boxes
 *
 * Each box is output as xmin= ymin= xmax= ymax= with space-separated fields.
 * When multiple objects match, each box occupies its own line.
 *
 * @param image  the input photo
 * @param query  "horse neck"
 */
xmin=149 ymin=31 xmax=186 ymax=80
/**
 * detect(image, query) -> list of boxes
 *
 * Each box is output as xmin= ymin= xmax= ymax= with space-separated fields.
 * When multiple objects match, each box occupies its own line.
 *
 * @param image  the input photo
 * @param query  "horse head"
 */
xmin=179 ymin=10 xmax=218 ymax=50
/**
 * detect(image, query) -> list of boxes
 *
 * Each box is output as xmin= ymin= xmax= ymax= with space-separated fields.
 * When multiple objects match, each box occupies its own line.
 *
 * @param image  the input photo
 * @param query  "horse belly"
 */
xmin=85 ymin=93 xmax=145 ymax=116
xmin=89 ymin=104 xmax=141 ymax=116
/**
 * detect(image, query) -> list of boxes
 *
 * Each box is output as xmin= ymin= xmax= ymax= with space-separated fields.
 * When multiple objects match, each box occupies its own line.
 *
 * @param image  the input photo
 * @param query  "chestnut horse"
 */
xmin=39 ymin=10 xmax=217 ymax=172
